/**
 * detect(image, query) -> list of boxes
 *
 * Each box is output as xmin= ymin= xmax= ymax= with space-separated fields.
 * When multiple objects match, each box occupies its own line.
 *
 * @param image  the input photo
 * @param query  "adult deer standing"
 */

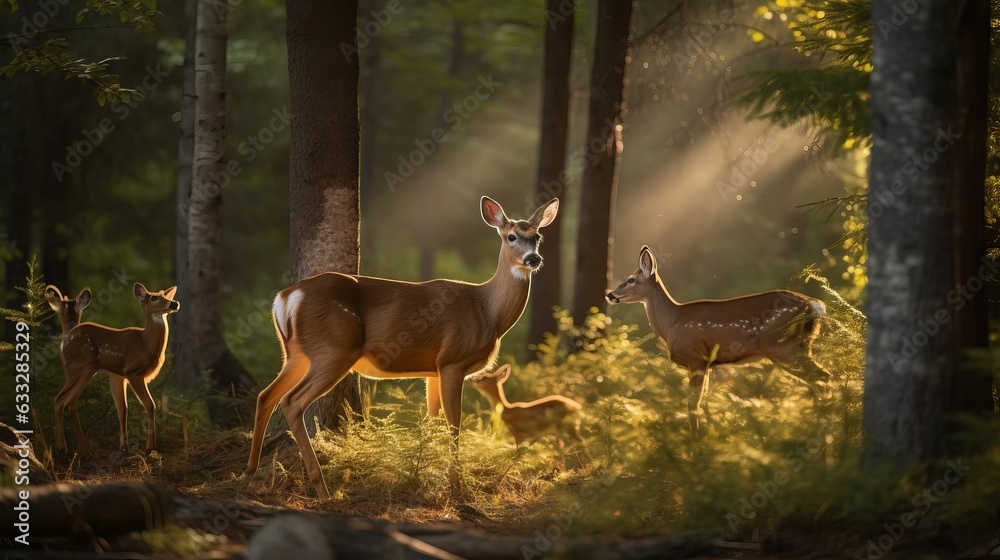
xmin=606 ymin=246 xmax=830 ymax=437
xmin=45 ymin=285 xmax=92 ymax=334
xmin=244 ymin=197 xmax=559 ymax=499
xmin=54 ymin=283 xmax=180 ymax=456
xmin=471 ymin=364 xmax=591 ymax=466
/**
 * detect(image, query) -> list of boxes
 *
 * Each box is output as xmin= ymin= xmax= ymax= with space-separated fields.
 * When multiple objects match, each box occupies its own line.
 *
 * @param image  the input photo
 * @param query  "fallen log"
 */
xmin=0 ymin=482 xmax=174 ymax=539
xmin=246 ymin=512 xmax=714 ymax=560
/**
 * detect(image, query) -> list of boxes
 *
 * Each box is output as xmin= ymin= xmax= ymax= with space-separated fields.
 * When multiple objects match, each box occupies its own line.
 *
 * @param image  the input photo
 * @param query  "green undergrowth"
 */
xmin=3 ymin=267 xmax=1000 ymax=555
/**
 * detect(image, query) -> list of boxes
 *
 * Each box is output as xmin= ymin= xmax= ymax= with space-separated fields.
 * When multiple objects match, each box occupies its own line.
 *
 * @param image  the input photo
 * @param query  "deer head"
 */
xmin=481 ymin=197 xmax=559 ymax=278
xmin=606 ymin=245 xmax=658 ymax=305
xmin=45 ymin=285 xmax=93 ymax=332
xmin=133 ymin=283 xmax=181 ymax=316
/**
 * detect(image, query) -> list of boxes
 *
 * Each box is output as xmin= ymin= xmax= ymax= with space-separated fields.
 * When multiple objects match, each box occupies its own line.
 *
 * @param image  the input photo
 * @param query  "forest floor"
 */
xmin=4 ymin=426 xmax=1000 ymax=560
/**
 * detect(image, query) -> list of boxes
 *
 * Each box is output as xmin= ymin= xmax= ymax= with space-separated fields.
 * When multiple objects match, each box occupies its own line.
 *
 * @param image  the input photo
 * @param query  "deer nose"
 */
xmin=524 ymin=254 xmax=542 ymax=268
xmin=605 ymin=290 xmax=620 ymax=304
xmin=168 ymin=301 xmax=180 ymax=311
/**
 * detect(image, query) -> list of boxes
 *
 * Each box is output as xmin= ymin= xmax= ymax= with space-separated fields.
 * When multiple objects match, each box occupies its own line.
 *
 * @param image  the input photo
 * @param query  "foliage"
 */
xmin=737 ymin=1 xmax=872 ymax=152
xmin=0 ymin=258 xmax=48 ymax=346
xmin=1 ymin=0 xmax=159 ymax=103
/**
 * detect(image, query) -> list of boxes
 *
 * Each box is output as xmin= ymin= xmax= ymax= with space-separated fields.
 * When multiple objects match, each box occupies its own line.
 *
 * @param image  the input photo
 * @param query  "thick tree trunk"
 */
xmin=570 ymin=0 xmax=632 ymax=322
xmin=287 ymin=0 xmax=368 ymax=429
xmin=950 ymin=0 xmax=993 ymax=415
xmin=864 ymin=0 xmax=959 ymax=464
xmin=191 ymin=0 xmax=255 ymax=427
xmin=172 ymin=0 xmax=198 ymax=388
xmin=527 ymin=0 xmax=574 ymax=354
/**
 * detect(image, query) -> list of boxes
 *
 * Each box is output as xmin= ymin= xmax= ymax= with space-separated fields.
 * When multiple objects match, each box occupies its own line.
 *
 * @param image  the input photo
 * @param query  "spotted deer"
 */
xmin=244 ymin=196 xmax=559 ymax=499
xmin=606 ymin=246 xmax=830 ymax=436
xmin=471 ymin=364 xmax=591 ymax=465
xmin=54 ymin=283 xmax=180 ymax=456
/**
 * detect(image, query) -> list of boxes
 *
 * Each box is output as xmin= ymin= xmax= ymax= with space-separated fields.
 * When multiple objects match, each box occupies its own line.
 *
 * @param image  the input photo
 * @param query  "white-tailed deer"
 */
xmin=54 ymin=283 xmax=179 ymax=456
xmin=471 ymin=364 xmax=591 ymax=465
xmin=606 ymin=246 xmax=830 ymax=436
xmin=244 ymin=196 xmax=559 ymax=499
xmin=45 ymin=285 xmax=92 ymax=334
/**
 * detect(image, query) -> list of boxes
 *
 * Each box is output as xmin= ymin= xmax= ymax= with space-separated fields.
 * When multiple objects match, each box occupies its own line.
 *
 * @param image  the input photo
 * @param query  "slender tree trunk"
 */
xmin=191 ymin=0 xmax=255 ymax=427
xmin=527 ymin=0 xmax=574 ymax=354
xmin=287 ymin=0 xmax=368 ymax=429
xmin=950 ymin=0 xmax=993 ymax=415
xmin=172 ymin=0 xmax=198 ymax=388
xmin=864 ymin=0 xmax=958 ymax=464
xmin=571 ymin=0 xmax=633 ymax=321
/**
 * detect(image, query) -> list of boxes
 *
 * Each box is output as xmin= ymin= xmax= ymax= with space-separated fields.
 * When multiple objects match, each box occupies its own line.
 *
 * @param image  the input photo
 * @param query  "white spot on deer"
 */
xmin=511 ymin=266 xmax=528 ymax=281
xmin=275 ymin=290 xmax=303 ymax=340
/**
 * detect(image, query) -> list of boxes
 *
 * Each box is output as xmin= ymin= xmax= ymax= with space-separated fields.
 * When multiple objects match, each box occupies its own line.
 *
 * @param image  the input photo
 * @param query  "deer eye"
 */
xmin=507 ymin=234 xmax=517 ymax=243
xmin=150 ymin=296 xmax=160 ymax=302
xmin=627 ymin=277 xmax=635 ymax=284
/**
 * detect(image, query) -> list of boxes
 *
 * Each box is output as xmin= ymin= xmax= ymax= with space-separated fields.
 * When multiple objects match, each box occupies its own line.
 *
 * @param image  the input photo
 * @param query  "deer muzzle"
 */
xmin=523 ymin=254 xmax=542 ymax=269
xmin=606 ymin=290 xmax=620 ymax=304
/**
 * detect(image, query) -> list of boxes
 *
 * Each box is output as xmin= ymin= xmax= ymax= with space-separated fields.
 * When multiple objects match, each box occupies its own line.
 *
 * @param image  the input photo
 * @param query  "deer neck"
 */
xmin=644 ymin=277 xmax=680 ymax=336
xmin=480 ymin=254 xmax=532 ymax=336
xmin=143 ymin=312 xmax=170 ymax=358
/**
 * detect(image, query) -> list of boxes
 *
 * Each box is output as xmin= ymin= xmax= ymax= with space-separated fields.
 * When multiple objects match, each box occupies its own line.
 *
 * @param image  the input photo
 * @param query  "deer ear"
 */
xmin=481 ymin=196 xmax=508 ymax=229
xmin=133 ymin=283 xmax=148 ymax=299
xmin=529 ymin=198 xmax=559 ymax=229
xmin=76 ymin=289 xmax=92 ymax=312
xmin=164 ymin=286 xmax=178 ymax=299
xmin=45 ymin=285 xmax=62 ymax=311
xmin=639 ymin=246 xmax=656 ymax=278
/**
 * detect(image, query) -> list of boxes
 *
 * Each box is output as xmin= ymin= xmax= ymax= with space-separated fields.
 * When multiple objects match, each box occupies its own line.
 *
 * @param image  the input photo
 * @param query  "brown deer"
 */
xmin=243 ymin=196 xmax=559 ymax=499
xmin=471 ymin=364 xmax=591 ymax=465
xmin=54 ymin=283 xmax=179 ymax=456
xmin=45 ymin=285 xmax=92 ymax=334
xmin=606 ymin=246 xmax=830 ymax=437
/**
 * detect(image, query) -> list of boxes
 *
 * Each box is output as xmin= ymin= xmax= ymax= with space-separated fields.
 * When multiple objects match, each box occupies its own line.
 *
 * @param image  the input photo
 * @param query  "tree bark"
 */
xmin=172 ymin=0 xmax=198 ymax=388
xmin=191 ymin=0 xmax=255 ymax=427
xmin=527 ymin=0 xmax=574 ymax=354
xmin=287 ymin=0 xmax=368 ymax=429
xmin=570 ymin=0 xmax=632 ymax=322
xmin=864 ymin=0 xmax=959 ymax=465
xmin=949 ymin=0 xmax=993 ymax=415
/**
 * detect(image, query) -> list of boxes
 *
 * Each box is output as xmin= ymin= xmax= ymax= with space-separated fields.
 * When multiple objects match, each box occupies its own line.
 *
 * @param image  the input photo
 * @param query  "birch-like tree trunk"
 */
xmin=191 ymin=0 xmax=254 ymax=426
xmin=172 ymin=0 xmax=198 ymax=388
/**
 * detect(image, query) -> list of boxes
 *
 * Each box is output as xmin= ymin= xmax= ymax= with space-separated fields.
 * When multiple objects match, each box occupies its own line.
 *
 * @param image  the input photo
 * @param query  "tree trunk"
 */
xmin=527 ymin=0 xmax=574 ymax=355
xmin=864 ymin=0 xmax=959 ymax=465
xmin=570 ymin=0 xmax=632 ymax=322
xmin=172 ymin=0 xmax=198 ymax=389
xmin=287 ymin=0 xmax=368 ymax=429
xmin=950 ymin=0 xmax=993 ymax=415
xmin=191 ymin=0 xmax=255 ymax=427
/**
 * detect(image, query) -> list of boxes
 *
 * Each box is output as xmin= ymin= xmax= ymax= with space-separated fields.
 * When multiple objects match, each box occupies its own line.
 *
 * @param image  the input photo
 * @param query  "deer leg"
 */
xmin=109 ymin=374 xmax=129 ymax=452
xmin=54 ymin=365 xmax=97 ymax=456
xmin=130 ymin=377 xmax=157 ymax=453
xmin=426 ymin=376 xmax=442 ymax=417
xmin=688 ymin=370 xmax=709 ymax=439
xmin=280 ymin=354 xmax=360 ymax=500
xmin=438 ymin=367 xmax=466 ymax=494
xmin=245 ymin=343 xmax=309 ymax=478
xmin=771 ymin=344 xmax=832 ymax=399
xmin=701 ymin=369 xmax=715 ymax=426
